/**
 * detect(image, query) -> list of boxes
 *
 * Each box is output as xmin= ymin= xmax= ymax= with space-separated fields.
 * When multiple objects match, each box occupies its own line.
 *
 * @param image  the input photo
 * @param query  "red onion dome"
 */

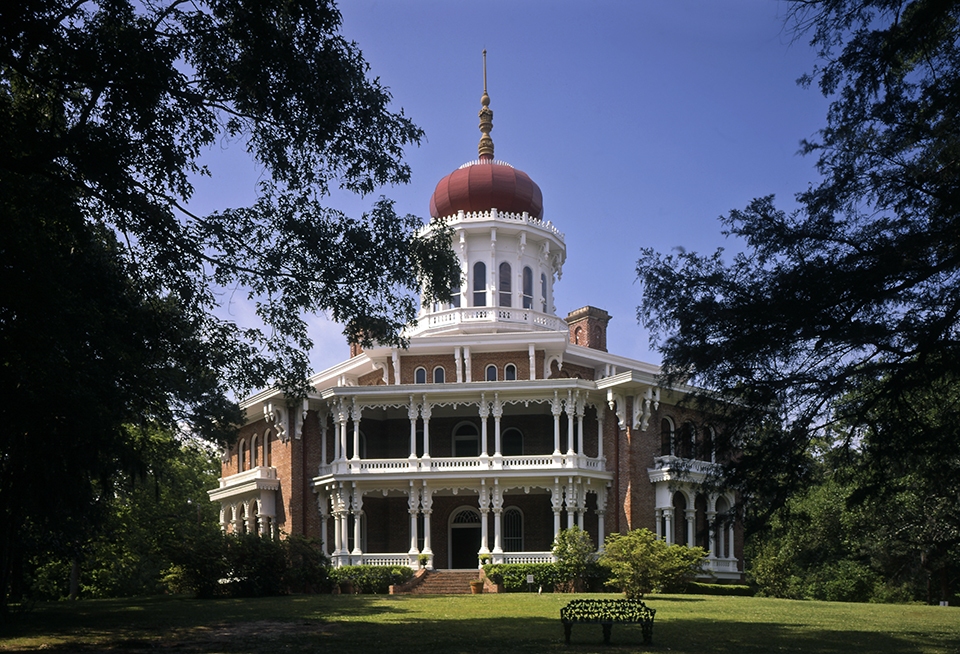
xmin=429 ymin=159 xmax=543 ymax=219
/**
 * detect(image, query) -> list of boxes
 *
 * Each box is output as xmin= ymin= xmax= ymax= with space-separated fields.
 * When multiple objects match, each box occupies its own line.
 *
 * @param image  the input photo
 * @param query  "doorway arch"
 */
xmin=448 ymin=506 xmax=482 ymax=569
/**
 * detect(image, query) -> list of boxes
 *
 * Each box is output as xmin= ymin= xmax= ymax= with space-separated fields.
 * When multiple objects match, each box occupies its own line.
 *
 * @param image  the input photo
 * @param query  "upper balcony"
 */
xmin=316 ymin=452 xmax=608 ymax=484
xmin=407 ymin=306 xmax=568 ymax=337
xmin=209 ymin=466 xmax=279 ymax=502
xmin=647 ymin=455 xmax=721 ymax=485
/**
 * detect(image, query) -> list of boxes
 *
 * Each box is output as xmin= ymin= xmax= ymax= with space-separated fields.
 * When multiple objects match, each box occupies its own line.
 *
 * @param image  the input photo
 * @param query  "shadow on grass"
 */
xmin=1 ymin=595 xmax=955 ymax=654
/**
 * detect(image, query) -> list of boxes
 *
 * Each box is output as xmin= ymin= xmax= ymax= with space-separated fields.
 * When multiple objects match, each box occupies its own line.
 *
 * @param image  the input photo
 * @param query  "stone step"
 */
xmin=411 ymin=570 xmax=481 ymax=595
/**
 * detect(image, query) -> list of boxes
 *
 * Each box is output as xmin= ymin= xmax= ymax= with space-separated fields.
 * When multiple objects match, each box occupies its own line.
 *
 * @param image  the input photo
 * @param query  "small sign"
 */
xmin=526 ymin=574 xmax=535 ymax=584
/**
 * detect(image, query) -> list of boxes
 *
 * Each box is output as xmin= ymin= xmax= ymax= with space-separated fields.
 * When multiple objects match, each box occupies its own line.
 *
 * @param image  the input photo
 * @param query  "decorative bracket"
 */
xmin=264 ymin=402 xmax=287 ymax=442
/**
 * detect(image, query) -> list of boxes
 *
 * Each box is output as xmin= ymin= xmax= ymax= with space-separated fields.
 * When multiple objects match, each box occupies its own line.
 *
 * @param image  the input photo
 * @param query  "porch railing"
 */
xmin=322 ymin=454 xmax=606 ymax=477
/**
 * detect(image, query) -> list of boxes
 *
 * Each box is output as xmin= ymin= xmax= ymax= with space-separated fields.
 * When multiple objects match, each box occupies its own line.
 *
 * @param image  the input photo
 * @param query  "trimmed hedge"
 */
xmin=687 ymin=581 xmax=754 ymax=596
xmin=483 ymin=563 xmax=563 ymax=591
xmin=328 ymin=565 xmax=413 ymax=594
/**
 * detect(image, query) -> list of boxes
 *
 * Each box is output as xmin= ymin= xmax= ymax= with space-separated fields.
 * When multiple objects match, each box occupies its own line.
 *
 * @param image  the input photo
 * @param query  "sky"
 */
xmin=190 ymin=0 xmax=831 ymax=376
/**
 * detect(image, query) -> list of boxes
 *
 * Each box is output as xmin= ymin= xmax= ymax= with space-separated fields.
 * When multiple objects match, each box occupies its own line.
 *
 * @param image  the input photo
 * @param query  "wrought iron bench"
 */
xmin=560 ymin=599 xmax=656 ymax=645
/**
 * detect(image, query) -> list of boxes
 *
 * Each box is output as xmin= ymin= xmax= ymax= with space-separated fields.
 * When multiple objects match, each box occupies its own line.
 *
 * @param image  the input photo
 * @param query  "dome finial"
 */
xmin=478 ymin=49 xmax=494 ymax=160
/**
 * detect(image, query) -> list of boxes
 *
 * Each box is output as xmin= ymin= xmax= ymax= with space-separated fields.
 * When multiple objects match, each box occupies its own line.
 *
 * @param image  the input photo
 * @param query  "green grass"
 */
xmin=1 ymin=593 xmax=958 ymax=653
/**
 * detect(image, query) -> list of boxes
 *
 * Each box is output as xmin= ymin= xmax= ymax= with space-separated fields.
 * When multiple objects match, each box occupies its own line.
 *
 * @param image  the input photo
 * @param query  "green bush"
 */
xmin=600 ymin=528 xmax=706 ymax=598
xmin=552 ymin=527 xmax=597 ymax=592
xmin=328 ymin=565 xmax=413 ymax=594
xmin=686 ymin=581 xmax=754 ymax=596
xmin=483 ymin=563 xmax=562 ymax=591
xmin=282 ymin=534 xmax=330 ymax=593
xmin=227 ymin=533 xmax=287 ymax=597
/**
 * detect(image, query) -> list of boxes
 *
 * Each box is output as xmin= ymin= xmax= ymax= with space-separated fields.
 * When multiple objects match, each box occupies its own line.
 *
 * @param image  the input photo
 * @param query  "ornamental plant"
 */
xmin=552 ymin=527 xmax=597 ymax=592
xmin=600 ymin=528 xmax=706 ymax=598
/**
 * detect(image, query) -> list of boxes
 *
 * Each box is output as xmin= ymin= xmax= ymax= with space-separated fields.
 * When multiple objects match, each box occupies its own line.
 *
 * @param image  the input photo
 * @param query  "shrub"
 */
xmin=552 ymin=527 xmax=597 ymax=592
xmin=328 ymin=565 xmax=413 ymax=594
xmin=227 ymin=533 xmax=287 ymax=597
xmin=483 ymin=563 xmax=562 ymax=591
xmin=686 ymin=581 xmax=754 ymax=596
xmin=282 ymin=534 xmax=330 ymax=593
xmin=600 ymin=528 xmax=706 ymax=598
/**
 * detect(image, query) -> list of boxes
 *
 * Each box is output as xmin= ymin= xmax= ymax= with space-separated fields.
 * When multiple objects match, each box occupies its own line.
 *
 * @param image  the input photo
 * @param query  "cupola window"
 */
xmin=499 ymin=262 xmax=512 ymax=307
xmin=522 ymin=267 xmax=533 ymax=309
xmin=473 ymin=262 xmax=487 ymax=306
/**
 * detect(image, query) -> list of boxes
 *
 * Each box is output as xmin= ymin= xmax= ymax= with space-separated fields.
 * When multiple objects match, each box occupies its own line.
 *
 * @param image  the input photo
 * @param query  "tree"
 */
xmin=552 ymin=527 xmax=597 ymax=592
xmin=600 ymin=529 xmax=706 ymax=599
xmin=0 ymin=0 xmax=458 ymax=613
xmin=636 ymin=2 xmax=960 ymax=541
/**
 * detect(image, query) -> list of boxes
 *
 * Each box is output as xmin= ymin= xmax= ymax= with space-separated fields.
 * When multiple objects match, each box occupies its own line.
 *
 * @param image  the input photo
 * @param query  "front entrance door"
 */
xmin=449 ymin=506 xmax=482 ymax=569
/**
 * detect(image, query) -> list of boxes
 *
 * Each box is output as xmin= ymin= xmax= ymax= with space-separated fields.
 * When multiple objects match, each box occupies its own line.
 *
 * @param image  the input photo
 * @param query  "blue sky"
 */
xmin=190 ymin=1 xmax=831 ymax=375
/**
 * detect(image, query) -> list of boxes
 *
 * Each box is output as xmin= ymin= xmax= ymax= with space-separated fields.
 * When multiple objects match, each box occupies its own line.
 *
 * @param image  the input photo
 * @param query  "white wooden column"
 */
xmin=685 ymin=508 xmax=696 ymax=547
xmin=350 ymin=400 xmax=362 ymax=461
xmin=663 ymin=507 xmax=674 ymax=544
xmin=491 ymin=479 xmax=503 ymax=557
xmin=351 ymin=485 xmax=363 ymax=556
xmin=478 ymin=482 xmax=491 ymax=555
xmin=727 ymin=520 xmax=735 ymax=560
xmin=528 ymin=344 xmax=536 ymax=380
xmin=551 ymin=478 xmax=562 ymax=544
xmin=596 ymin=407 xmax=605 ymax=460
xmin=575 ymin=394 xmax=585 ymax=457
xmin=421 ymin=397 xmax=432 ymax=459
xmin=478 ymin=394 xmax=489 ymax=457
xmin=707 ymin=508 xmax=718 ymax=558
xmin=408 ymin=483 xmax=420 ymax=556
xmin=565 ymin=479 xmax=574 ymax=530
xmin=492 ymin=394 xmax=503 ymax=457
xmin=408 ymin=395 xmax=418 ymax=459
xmin=551 ymin=392 xmax=562 ymax=455
xmin=421 ymin=484 xmax=434 ymax=564
xmin=566 ymin=391 xmax=575 ymax=456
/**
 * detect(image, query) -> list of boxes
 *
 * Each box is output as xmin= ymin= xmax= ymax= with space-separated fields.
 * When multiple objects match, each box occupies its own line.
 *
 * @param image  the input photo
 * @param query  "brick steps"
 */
xmin=410 ymin=569 xmax=480 ymax=595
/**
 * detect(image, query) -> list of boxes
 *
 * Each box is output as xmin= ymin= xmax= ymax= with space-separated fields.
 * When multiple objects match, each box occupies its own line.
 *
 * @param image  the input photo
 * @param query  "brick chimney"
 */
xmin=565 ymin=306 xmax=611 ymax=352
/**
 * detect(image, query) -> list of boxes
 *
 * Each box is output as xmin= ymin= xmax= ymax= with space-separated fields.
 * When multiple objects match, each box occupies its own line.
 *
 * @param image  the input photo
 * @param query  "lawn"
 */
xmin=1 ymin=593 xmax=958 ymax=654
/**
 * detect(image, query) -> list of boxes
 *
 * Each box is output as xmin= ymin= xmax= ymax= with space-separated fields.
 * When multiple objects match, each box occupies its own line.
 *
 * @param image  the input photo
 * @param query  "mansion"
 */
xmin=209 ymin=78 xmax=743 ymax=581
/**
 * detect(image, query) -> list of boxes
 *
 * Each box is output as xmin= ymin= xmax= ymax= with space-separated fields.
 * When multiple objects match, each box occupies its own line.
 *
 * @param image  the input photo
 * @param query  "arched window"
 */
xmin=485 ymin=364 xmax=498 ymax=381
xmin=700 ymin=426 xmax=715 ymax=462
xmin=473 ymin=262 xmax=486 ymax=306
xmin=504 ymin=363 xmax=517 ymax=381
xmin=250 ymin=434 xmax=259 ymax=467
xmin=263 ymin=430 xmax=271 ymax=467
xmin=414 ymin=366 xmax=427 ymax=384
xmin=238 ymin=439 xmax=247 ymax=472
xmin=502 ymin=427 xmax=523 ymax=456
xmin=504 ymin=507 xmax=523 ymax=551
xmin=574 ymin=326 xmax=584 ymax=345
xmin=433 ymin=366 xmax=445 ymax=384
xmin=453 ymin=422 xmax=480 ymax=457
xmin=681 ymin=422 xmax=696 ymax=459
xmin=540 ymin=273 xmax=548 ymax=312
xmin=660 ymin=418 xmax=674 ymax=456
xmin=522 ymin=267 xmax=533 ymax=309
xmin=499 ymin=262 xmax=512 ymax=307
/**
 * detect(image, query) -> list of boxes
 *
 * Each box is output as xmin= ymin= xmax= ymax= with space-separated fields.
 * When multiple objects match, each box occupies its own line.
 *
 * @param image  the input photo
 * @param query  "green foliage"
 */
xmin=282 ymin=535 xmax=330 ymax=594
xmin=226 ymin=534 xmax=288 ymax=598
xmin=327 ymin=565 xmax=413 ymax=594
xmin=686 ymin=582 xmax=754 ymax=596
xmin=482 ymin=563 xmax=563 ymax=591
xmin=600 ymin=528 xmax=706 ymax=599
xmin=636 ymin=0 xmax=960 ymax=605
xmin=552 ymin=527 xmax=597 ymax=591
xmin=0 ymin=0 xmax=457 ymax=614
xmin=559 ymin=598 xmax=655 ymax=623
